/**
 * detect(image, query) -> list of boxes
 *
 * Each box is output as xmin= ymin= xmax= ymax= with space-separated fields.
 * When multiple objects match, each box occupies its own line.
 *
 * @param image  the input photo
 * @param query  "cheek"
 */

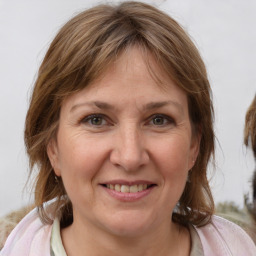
xmin=56 ymin=134 xmax=109 ymax=182
xmin=153 ymin=137 xmax=192 ymax=175
xmin=56 ymin=140 xmax=104 ymax=205
xmin=150 ymin=139 xmax=191 ymax=215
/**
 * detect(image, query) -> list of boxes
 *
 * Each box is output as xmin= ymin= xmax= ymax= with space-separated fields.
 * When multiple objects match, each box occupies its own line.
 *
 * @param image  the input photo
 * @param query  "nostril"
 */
xmin=109 ymin=132 xmax=149 ymax=171
xmin=109 ymin=150 xmax=149 ymax=172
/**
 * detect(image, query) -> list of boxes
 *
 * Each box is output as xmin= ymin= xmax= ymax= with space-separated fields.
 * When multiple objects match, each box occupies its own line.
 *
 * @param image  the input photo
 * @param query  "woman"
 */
xmin=1 ymin=1 xmax=255 ymax=255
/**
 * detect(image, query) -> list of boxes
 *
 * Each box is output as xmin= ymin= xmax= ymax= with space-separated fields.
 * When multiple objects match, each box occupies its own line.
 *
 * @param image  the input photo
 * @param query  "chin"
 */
xmin=99 ymin=211 xmax=158 ymax=237
xmin=106 ymin=223 xmax=149 ymax=238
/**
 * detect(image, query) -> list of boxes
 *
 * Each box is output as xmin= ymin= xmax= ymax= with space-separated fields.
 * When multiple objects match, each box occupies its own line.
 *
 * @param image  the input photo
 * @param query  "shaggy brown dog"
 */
xmin=244 ymin=95 xmax=256 ymax=220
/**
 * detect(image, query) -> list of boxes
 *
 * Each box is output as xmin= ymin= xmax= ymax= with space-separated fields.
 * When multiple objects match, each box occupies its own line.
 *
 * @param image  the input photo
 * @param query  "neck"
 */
xmin=61 ymin=217 xmax=190 ymax=256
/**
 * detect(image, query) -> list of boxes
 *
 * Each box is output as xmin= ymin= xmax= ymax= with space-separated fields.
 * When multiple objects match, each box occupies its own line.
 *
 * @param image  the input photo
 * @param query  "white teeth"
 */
xmin=129 ymin=185 xmax=138 ymax=193
xmin=115 ymin=184 xmax=121 ymax=192
xmin=121 ymin=185 xmax=130 ymax=193
xmin=106 ymin=184 xmax=150 ymax=193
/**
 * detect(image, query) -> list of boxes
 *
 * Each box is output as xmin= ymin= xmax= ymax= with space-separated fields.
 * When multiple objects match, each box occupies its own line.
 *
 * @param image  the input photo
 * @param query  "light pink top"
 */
xmin=1 ymin=204 xmax=255 ymax=256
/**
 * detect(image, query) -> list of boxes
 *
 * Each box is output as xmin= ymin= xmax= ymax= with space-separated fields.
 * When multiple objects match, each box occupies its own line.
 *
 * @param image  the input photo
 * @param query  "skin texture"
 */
xmin=47 ymin=47 xmax=200 ymax=256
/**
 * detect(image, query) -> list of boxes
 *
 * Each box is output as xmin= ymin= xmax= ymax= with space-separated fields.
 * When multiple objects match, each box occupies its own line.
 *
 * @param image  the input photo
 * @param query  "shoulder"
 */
xmin=194 ymin=215 xmax=256 ymax=256
xmin=0 ymin=205 xmax=54 ymax=256
xmin=0 ymin=205 xmax=34 ymax=250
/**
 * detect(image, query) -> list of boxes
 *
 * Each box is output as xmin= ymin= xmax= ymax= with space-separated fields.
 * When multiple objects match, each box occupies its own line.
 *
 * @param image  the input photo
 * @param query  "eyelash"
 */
xmin=79 ymin=113 xmax=175 ymax=128
xmin=147 ymin=114 xmax=175 ymax=127
xmin=80 ymin=114 xmax=110 ymax=127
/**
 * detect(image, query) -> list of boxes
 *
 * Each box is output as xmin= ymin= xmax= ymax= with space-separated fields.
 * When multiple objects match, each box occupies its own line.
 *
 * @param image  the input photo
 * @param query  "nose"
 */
xmin=110 ymin=124 xmax=149 ymax=172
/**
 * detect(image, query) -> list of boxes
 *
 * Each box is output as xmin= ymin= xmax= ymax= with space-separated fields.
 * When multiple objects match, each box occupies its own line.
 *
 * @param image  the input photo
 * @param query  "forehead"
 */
xmin=89 ymin=46 xmax=184 ymax=93
xmin=61 ymin=46 xmax=188 ymax=113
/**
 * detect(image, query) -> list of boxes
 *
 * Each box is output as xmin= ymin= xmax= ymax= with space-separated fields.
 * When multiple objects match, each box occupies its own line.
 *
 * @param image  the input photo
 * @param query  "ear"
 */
xmin=47 ymin=139 xmax=61 ymax=176
xmin=189 ymin=130 xmax=201 ymax=170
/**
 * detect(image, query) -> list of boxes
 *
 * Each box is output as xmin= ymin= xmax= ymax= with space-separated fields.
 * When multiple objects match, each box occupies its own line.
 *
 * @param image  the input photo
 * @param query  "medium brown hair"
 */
xmin=25 ymin=1 xmax=215 ymax=227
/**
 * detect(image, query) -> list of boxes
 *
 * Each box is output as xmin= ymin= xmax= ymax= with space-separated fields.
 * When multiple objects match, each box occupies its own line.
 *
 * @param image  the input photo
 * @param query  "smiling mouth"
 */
xmin=102 ymin=184 xmax=156 ymax=193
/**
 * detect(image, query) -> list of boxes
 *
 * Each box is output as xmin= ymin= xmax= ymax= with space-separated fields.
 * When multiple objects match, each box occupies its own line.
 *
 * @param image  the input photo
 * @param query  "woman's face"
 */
xmin=48 ymin=47 xmax=199 ymax=237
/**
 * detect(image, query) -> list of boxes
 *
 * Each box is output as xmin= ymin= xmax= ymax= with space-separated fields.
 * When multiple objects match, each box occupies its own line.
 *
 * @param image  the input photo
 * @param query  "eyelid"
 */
xmin=146 ymin=114 xmax=176 ymax=125
xmin=78 ymin=113 xmax=175 ymax=127
xmin=80 ymin=113 xmax=110 ymax=126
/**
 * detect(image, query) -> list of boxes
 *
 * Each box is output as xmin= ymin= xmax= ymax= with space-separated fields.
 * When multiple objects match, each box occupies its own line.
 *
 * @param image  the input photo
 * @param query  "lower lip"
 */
xmin=101 ymin=186 xmax=155 ymax=202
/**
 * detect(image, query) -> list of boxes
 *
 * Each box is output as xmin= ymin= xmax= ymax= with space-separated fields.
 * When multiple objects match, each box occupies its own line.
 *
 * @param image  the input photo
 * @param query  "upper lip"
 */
xmin=100 ymin=180 xmax=156 ymax=186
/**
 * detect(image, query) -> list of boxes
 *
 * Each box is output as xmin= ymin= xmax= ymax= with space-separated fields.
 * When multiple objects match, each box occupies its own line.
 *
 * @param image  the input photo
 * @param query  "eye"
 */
xmin=81 ymin=114 xmax=108 ymax=126
xmin=152 ymin=116 xmax=165 ymax=125
xmin=148 ymin=114 xmax=175 ymax=126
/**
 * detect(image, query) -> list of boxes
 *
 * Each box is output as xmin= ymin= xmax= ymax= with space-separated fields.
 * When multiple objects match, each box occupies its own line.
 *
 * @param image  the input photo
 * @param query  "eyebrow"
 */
xmin=70 ymin=100 xmax=184 ymax=114
xmin=143 ymin=101 xmax=184 ymax=114
xmin=70 ymin=101 xmax=114 ymax=112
